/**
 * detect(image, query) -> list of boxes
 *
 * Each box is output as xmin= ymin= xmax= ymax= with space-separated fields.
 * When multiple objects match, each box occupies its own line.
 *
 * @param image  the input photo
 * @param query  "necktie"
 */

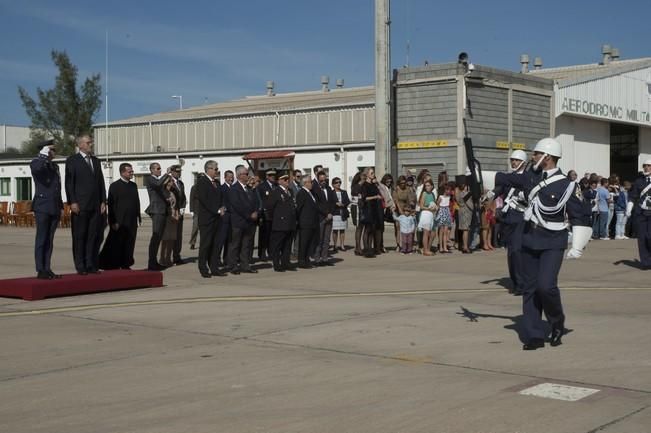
xmin=85 ymin=155 xmax=94 ymax=173
xmin=542 ymin=172 xmax=548 ymax=180
xmin=647 ymin=177 xmax=650 ymax=184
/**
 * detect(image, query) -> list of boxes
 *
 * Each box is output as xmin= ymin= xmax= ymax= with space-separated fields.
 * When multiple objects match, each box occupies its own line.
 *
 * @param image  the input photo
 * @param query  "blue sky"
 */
xmin=1 ymin=0 xmax=649 ymax=126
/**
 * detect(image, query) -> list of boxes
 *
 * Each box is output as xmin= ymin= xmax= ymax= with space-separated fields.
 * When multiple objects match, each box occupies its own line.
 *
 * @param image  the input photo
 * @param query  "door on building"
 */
xmin=16 ymin=177 xmax=32 ymax=201
xmin=610 ymin=123 xmax=639 ymax=182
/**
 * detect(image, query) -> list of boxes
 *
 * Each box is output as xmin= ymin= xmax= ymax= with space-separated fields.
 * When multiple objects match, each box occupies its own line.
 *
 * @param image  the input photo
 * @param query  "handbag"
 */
xmin=359 ymin=204 xmax=371 ymax=225
xmin=341 ymin=207 xmax=350 ymax=221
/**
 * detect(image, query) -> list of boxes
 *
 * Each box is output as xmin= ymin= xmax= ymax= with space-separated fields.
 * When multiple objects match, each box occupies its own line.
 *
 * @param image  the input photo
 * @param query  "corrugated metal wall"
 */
xmin=96 ymin=107 xmax=375 ymax=155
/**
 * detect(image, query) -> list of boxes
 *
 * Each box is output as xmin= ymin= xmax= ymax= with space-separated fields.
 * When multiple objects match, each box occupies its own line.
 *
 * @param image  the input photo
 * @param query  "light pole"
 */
xmin=171 ymin=95 xmax=183 ymax=110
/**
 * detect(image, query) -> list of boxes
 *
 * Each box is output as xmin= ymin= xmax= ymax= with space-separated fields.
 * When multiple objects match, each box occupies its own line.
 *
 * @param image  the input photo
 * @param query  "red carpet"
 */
xmin=0 ymin=270 xmax=164 ymax=301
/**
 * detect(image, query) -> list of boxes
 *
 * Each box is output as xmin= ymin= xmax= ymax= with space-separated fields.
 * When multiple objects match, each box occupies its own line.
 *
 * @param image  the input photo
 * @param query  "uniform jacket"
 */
xmin=189 ymin=183 xmax=199 ymax=213
xmin=30 ymin=155 xmax=63 ymax=216
xmin=629 ymin=175 xmax=651 ymax=218
xmin=496 ymin=168 xmax=591 ymax=250
xmin=64 ymin=152 xmax=106 ymax=211
xmin=228 ymin=181 xmax=258 ymax=229
xmin=296 ymin=188 xmax=320 ymax=229
xmin=259 ymin=180 xmax=276 ymax=217
xmin=196 ymin=175 xmax=223 ymax=227
xmin=267 ymin=186 xmax=296 ymax=231
xmin=107 ymin=179 xmax=141 ymax=229
xmin=145 ymin=174 xmax=170 ymax=216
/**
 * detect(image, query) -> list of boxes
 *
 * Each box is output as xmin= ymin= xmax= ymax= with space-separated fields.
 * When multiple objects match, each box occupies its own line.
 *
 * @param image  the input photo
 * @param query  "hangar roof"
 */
xmin=529 ymin=57 xmax=651 ymax=88
xmin=99 ymin=86 xmax=375 ymax=127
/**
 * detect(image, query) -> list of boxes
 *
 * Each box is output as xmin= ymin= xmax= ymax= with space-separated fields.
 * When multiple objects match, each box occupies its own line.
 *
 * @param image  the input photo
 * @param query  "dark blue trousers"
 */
xmin=635 ymin=215 xmax=651 ymax=267
xmin=34 ymin=212 xmax=59 ymax=273
xmin=520 ymin=246 xmax=566 ymax=341
xmin=502 ymin=221 xmax=525 ymax=291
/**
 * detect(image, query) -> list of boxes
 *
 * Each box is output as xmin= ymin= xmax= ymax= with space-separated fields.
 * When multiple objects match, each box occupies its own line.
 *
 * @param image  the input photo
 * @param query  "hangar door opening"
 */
xmin=610 ymin=123 xmax=638 ymax=182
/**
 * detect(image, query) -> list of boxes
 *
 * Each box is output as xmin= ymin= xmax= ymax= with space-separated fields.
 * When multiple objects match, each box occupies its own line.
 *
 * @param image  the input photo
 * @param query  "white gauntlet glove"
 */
xmin=625 ymin=201 xmax=633 ymax=218
xmin=566 ymin=226 xmax=592 ymax=260
xmin=39 ymin=145 xmax=51 ymax=157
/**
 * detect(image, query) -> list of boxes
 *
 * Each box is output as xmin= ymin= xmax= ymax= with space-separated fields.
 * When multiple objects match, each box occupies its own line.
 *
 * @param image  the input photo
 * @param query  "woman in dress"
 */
xmin=417 ymin=179 xmax=437 ymax=255
xmin=455 ymin=182 xmax=474 ymax=254
xmin=435 ymin=184 xmax=453 ymax=253
xmin=331 ymin=177 xmax=350 ymax=251
xmin=378 ymin=174 xmax=396 ymax=252
xmin=159 ymin=177 xmax=179 ymax=267
xmin=351 ymin=171 xmax=366 ymax=256
xmin=360 ymin=167 xmax=383 ymax=257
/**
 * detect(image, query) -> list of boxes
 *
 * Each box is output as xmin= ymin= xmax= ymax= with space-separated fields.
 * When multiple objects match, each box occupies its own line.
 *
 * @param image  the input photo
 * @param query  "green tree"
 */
xmin=18 ymin=50 xmax=102 ymax=156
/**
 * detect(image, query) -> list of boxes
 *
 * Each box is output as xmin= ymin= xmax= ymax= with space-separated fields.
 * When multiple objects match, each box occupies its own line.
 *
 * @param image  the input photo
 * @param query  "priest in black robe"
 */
xmin=99 ymin=163 xmax=141 ymax=269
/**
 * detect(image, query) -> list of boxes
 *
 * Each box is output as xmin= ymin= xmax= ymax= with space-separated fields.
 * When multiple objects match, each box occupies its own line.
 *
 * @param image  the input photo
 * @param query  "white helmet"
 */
xmin=643 ymin=158 xmax=651 ymax=166
xmin=533 ymin=138 xmax=562 ymax=158
xmin=510 ymin=149 xmax=527 ymax=161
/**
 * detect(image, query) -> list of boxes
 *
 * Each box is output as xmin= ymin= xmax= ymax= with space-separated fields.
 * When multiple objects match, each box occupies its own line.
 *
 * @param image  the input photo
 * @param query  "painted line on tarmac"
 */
xmin=0 ymin=286 xmax=649 ymax=318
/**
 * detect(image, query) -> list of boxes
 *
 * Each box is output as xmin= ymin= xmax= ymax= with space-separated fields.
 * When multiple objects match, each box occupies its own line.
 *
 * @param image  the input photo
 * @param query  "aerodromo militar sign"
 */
xmin=560 ymin=97 xmax=651 ymax=125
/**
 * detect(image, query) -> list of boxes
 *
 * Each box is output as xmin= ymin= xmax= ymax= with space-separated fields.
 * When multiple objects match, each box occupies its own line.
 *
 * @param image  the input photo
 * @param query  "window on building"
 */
xmin=133 ymin=174 xmax=151 ymax=189
xmin=16 ymin=177 xmax=32 ymax=200
xmin=0 ymin=178 xmax=10 ymax=196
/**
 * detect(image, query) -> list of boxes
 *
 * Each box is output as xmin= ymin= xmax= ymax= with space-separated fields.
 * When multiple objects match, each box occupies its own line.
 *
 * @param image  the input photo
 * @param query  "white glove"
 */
xmin=39 ymin=145 xmax=51 ymax=156
xmin=566 ymin=225 xmax=592 ymax=260
xmin=485 ymin=190 xmax=495 ymax=201
xmin=626 ymin=201 xmax=633 ymax=218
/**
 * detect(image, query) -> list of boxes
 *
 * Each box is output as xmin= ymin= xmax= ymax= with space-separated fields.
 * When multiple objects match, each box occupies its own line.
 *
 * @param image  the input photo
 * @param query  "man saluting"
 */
xmin=30 ymin=139 xmax=64 ymax=279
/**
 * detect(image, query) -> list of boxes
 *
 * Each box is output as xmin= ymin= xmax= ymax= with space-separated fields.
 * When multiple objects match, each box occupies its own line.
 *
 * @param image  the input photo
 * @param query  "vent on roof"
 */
xmin=534 ymin=57 xmax=543 ymax=70
xmin=321 ymin=76 xmax=330 ymax=92
xmin=601 ymin=44 xmax=612 ymax=65
xmin=611 ymin=48 xmax=620 ymax=61
xmin=266 ymin=81 xmax=275 ymax=97
xmin=336 ymin=79 xmax=344 ymax=89
xmin=520 ymin=54 xmax=529 ymax=73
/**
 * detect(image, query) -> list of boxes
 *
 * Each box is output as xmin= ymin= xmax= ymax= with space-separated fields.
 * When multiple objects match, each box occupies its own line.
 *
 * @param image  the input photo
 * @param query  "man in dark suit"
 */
xmin=268 ymin=174 xmax=297 ymax=272
xmin=99 ymin=163 xmax=141 ymax=270
xmin=65 ymin=134 xmax=106 ymax=275
xmin=196 ymin=160 xmax=226 ymax=278
xmin=257 ymin=168 xmax=277 ymax=261
xmin=296 ymin=174 xmax=320 ymax=269
xmin=226 ymin=165 xmax=259 ymax=274
xmin=312 ymin=170 xmax=336 ymax=266
xmin=30 ymin=139 xmax=64 ymax=279
xmin=169 ymin=164 xmax=187 ymax=264
xmin=215 ymin=169 xmax=234 ymax=266
xmin=145 ymin=162 xmax=170 ymax=271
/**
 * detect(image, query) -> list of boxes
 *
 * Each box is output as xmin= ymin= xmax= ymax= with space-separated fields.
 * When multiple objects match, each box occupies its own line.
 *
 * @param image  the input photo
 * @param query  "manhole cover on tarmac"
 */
xmin=519 ymin=383 xmax=600 ymax=401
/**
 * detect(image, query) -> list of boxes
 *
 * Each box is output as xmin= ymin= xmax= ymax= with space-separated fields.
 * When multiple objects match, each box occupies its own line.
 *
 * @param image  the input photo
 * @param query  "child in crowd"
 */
xmin=397 ymin=206 xmax=416 ymax=254
xmin=480 ymin=194 xmax=495 ymax=251
xmin=435 ymin=184 xmax=453 ymax=253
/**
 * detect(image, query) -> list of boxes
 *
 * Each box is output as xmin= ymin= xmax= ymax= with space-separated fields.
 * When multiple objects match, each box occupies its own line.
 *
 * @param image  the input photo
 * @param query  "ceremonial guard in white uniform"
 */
xmin=495 ymin=149 xmax=528 ymax=295
xmin=626 ymin=158 xmax=651 ymax=269
xmin=495 ymin=138 xmax=592 ymax=350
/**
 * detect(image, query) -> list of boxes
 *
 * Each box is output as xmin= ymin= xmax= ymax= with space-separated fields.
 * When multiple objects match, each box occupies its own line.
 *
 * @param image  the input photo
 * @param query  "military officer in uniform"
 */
xmin=267 ymin=174 xmax=297 ymax=272
xmin=626 ymin=158 xmax=651 ymax=269
xmin=495 ymin=138 xmax=592 ymax=350
xmin=257 ymin=168 xmax=277 ymax=261
xmin=495 ymin=149 xmax=529 ymax=295
xmin=30 ymin=139 xmax=64 ymax=279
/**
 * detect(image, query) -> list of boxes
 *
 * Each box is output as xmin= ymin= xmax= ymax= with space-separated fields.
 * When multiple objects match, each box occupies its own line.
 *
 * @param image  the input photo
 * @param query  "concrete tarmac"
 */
xmin=0 ymin=223 xmax=649 ymax=433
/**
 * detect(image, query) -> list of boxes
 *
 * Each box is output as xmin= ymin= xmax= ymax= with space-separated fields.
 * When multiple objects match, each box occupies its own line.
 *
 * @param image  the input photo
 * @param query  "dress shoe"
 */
xmin=200 ymin=271 xmax=212 ymax=278
xmin=173 ymin=259 xmax=185 ymax=266
xmin=211 ymin=270 xmax=226 ymax=277
xmin=77 ymin=270 xmax=88 ymax=276
xmin=298 ymin=264 xmax=313 ymax=269
xmin=87 ymin=269 xmax=102 ymax=274
xmin=190 ymin=244 xmax=196 ymax=250
xmin=37 ymin=271 xmax=53 ymax=280
xmin=549 ymin=326 xmax=564 ymax=347
xmin=354 ymin=251 xmax=363 ymax=256
xmin=322 ymin=261 xmax=335 ymax=266
xmin=47 ymin=270 xmax=63 ymax=279
xmin=285 ymin=266 xmax=297 ymax=272
xmin=522 ymin=338 xmax=545 ymax=350
xmin=148 ymin=263 xmax=166 ymax=271
xmin=241 ymin=268 xmax=258 ymax=274
xmin=230 ymin=269 xmax=241 ymax=275
xmin=274 ymin=268 xmax=286 ymax=272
